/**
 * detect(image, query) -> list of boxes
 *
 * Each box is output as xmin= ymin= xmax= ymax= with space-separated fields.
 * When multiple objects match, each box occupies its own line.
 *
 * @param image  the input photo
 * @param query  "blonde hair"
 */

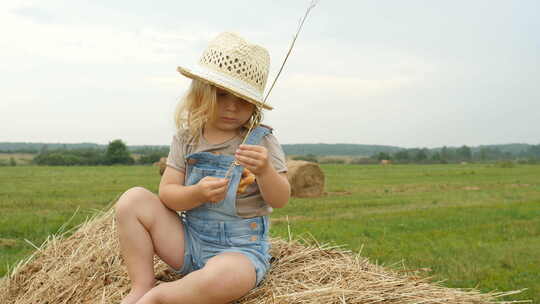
xmin=174 ymin=79 xmax=263 ymax=143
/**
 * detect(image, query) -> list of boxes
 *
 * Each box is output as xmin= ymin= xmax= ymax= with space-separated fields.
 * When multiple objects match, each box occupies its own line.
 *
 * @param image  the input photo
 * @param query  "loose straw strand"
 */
xmin=225 ymin=1 xmax=319 ymax=179
xmin=264 ymin=0 xmax=319 ymax=103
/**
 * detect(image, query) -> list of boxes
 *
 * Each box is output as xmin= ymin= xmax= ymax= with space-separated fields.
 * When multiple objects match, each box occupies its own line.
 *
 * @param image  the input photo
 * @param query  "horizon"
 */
xmin=1 ymin=140 xmax=537 ymax=150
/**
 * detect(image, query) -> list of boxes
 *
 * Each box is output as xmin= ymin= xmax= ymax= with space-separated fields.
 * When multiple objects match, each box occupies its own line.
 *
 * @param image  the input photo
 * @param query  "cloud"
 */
xmin=145 ymin=75 xmax=191 ymax=90
xmin=11 ymin=5 xmax=54 ymax=24
xmin=274 ymin=45 xmax=438 ymax=106
xmin=1 ymin=4 xmax=212 ymax=66
xmin=1 ymin=1 xmax=538 ymax=147
xmin=284 ymin=73 xmax=419 ymax=97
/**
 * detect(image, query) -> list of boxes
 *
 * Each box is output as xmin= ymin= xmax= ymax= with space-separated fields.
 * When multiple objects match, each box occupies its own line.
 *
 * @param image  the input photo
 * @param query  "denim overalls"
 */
xmin=171 ymin=126 xmax=272 ymax=287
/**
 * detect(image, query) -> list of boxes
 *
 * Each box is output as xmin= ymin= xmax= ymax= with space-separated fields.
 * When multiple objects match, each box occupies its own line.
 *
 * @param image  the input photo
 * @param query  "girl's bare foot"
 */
xmin=120 ymin=287 xmax=153 ymax=304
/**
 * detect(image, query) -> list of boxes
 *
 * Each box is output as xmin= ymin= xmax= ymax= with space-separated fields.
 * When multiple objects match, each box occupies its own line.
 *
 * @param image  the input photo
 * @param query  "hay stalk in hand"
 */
xmin=225 ymin=0 xmax=319 ymax=179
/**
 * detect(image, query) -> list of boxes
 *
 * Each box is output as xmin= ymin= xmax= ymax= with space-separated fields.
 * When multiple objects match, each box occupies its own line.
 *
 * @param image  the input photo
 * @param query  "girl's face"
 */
xmin=210 ymin=87 xmax=255 ymax=132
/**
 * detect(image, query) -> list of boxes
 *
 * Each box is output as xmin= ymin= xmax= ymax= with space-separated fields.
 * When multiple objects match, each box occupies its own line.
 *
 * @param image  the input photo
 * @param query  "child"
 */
xmin=115 ymin=32 xmax=291 ymax=304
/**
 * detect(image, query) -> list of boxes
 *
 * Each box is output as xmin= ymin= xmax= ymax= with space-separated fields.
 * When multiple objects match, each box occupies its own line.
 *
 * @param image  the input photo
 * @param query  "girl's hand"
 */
xmin=235 ymin=144 xmax=271 ymax=176
xmin=196 ymin=176 xmax=229 ymax=203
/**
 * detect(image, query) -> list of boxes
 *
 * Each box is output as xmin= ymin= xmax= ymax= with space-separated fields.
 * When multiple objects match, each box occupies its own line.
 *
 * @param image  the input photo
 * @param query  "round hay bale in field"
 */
xmin=380 ymin=159 xmax=392 ymax=165
xmin=0 ymin=207 xmax=523 ymax=303
xmin=155 ymin=157 xmax=167 ymax=176
xmin=287 ymin=160 xmax=325 ymax=198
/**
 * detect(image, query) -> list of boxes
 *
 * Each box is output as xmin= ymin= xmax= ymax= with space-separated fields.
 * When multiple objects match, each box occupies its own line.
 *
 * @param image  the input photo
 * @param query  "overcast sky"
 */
xmin=1 ymin=0 xmax=538 ymax=148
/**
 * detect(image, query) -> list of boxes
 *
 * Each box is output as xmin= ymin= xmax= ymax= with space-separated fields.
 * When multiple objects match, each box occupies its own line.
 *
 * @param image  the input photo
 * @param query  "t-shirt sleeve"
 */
xmin=261 ymin=133 xmax=287 ymax=173
xmin=166 ymin=132 xmax=186 ymax=173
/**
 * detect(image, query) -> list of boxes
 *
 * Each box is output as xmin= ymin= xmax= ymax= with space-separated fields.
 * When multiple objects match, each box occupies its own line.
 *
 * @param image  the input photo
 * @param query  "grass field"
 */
xmin=1 ymin=164 xmax=539 ymax=302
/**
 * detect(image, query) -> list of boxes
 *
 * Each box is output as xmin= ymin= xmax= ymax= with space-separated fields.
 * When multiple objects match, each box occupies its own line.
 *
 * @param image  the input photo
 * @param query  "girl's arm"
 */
xmin=158 ymin=168 xmax=229 ymax=211
xmin=256 ymin=167 xmax=290 ymax=208
xmin=235 ymin=144 xmax=291 ymax=208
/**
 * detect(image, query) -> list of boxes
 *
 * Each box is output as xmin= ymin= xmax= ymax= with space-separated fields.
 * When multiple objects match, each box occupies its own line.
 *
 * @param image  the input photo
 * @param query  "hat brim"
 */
xmin=177 ymin=65 xmax=273 ymax=110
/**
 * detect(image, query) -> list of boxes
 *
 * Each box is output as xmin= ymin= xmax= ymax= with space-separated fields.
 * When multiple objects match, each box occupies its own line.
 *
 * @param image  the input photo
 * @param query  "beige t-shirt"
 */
xmin=166 ymin=126 xmax=287 ymax=218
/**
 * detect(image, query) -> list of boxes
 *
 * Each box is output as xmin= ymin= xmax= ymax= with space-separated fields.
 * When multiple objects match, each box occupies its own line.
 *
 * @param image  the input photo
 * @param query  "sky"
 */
xmin=1 ymin=0 xmax=539 ymax=148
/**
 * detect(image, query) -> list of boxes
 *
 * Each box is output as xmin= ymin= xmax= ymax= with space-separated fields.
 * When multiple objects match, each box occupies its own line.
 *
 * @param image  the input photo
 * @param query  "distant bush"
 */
xmin=495 ymin=160 xmax=516 ymax=168
xmin=517 ymin=158 xmax=539 ymax=165
xmin=33 ymin=152 xmax=85 ymax=166
xmin=291 ymin=154 xmax=319 ymax=163
xmin=32 ymin=139 xmax=144 ymax=166
xmin=33 ymin=148 xmax=107 ymax=166
xmin=104 ymin=139 xmax=134 ymax=165
xmin=350 ymin=157 xmax=378 ymax=165
xmin=138 ymin=151 xmax=168 ymax=165
xmin=319 ymin=157 xmax=346 ymax=164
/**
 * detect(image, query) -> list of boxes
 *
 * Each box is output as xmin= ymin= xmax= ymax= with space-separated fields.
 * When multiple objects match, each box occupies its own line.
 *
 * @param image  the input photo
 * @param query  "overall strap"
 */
xmin=244 ymin=125 xmax=272 ymax=146
xmin=185 ymin=125 xmax=271 ymax=163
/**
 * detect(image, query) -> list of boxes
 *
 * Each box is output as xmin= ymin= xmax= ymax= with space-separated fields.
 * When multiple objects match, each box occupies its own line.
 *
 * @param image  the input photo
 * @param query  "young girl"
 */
xmin=115 ymin=32 xmax=290 ymax=304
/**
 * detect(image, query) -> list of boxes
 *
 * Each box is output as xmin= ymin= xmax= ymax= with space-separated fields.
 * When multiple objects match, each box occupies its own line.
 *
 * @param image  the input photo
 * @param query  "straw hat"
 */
xmin=177 ymin=32 xmax=273 ymax=110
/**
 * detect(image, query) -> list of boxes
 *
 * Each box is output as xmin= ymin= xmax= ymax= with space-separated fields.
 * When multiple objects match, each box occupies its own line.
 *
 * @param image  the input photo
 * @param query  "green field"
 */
xmin=1 ymin=164 xmax=539 ymax=302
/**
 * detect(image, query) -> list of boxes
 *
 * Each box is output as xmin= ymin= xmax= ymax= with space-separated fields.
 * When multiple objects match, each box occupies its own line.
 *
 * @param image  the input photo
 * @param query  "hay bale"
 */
xmin=287 ymin=160 xmax=325 ymax=198
xmin=0 ymin=208 xmax=522 ymax=303
xmin=155 ymin=157 xmax=167 ymax=176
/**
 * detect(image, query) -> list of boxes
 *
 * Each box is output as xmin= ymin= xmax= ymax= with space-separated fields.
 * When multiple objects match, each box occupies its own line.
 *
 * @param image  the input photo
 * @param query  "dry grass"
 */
xmin=0 ymin=208 xmax=526 ymax=303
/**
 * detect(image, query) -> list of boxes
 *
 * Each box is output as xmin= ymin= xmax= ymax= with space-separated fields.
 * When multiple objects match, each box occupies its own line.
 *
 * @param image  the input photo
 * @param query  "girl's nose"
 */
xmin=224 ymin=99 xmax=237 ymax=111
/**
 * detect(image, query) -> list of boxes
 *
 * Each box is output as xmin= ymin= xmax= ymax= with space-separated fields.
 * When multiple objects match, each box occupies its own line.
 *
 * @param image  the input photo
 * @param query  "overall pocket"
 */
xmin=188 ymin=166 xmax=229 ymax=209
xmin=225 ymin=218 xmax=267 ymax=250
xmin=185 ymin=166 xmax=205 ymax=186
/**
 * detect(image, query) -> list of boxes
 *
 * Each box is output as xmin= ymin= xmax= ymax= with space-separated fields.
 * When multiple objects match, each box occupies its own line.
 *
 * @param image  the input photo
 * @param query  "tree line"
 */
xmin=291 ymin=144 xmax=540 ymax=164
xmin=372 ymin=145 xmax=540 ymax=164
xmin=1 ymin=141 xmax=539 ymax=166
xmin=30 ymin=140 xmax=168 ymax=166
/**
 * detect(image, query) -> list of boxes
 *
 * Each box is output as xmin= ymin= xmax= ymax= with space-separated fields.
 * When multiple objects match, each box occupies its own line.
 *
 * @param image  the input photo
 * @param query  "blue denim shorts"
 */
xmin=171 ymin=213 xmax=272 ymax=287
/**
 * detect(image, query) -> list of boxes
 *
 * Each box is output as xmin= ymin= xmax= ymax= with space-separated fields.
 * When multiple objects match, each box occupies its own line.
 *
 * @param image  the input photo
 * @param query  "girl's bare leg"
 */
xmin=136 ymin=252 xmax=257 ymax=304
xmin=115 ymin=187 xmax=186 ymax=304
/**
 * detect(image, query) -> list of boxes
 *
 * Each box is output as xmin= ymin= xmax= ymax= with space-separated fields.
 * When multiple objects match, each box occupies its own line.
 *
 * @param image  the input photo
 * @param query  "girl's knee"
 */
xmin=115 ymin=187 xmax=155 ymax=216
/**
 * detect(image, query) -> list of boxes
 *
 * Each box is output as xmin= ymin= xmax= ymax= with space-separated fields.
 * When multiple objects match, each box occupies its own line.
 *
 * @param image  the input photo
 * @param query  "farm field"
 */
xmin=0 ymin=153 xmax=34 ymax=166
xmin=0 ymin=164 xmax=539 ymax=302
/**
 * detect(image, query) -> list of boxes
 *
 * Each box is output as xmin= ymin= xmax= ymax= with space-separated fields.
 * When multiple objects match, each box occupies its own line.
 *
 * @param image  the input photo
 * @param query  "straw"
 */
xmin=0 ymin=207 xmax=529 ymax=303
